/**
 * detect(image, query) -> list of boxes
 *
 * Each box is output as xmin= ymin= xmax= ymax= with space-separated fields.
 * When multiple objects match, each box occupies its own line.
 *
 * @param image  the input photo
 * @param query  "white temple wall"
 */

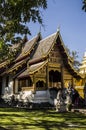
xmin=1 ymin=76 xmax=14 ymax=95
xmin=8 ymin=77 xmax=13 ymax=95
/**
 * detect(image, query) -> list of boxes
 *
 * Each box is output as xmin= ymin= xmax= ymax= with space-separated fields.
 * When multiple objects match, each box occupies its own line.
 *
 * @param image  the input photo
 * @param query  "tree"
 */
xmin=65 ymin=46 xmax=80 ymax=70
xmin=0 ymin=40 xmax=9 ymax=62
xmin=65 ymin=45 xmax=71 ymax=55
xmin=82 ymin=0 xmax=86 ymax=11
xmin=71 ymin=51 xmax=81 ymax=70
xmin=0 ymin=0 xmax=47 ymax=62
xmin=0 ymin=0 xmax=47 ymax=43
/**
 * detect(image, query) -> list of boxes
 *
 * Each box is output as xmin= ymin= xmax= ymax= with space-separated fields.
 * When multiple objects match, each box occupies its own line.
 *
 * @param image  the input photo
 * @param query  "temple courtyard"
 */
xmin=0 ymin=107 xmax=86 ymax=130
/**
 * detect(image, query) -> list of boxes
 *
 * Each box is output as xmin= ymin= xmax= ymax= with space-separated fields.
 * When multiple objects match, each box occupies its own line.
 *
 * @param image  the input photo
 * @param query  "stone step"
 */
xmin=33 ymin=90 xmax=50 ymax=103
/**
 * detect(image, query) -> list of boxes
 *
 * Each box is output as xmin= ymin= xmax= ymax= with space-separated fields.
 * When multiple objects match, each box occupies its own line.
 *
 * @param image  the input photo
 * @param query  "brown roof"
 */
xmin=0 ymin=60 xmax=11 ymax=69
xmin=0 ymin=61 xmax=8 ymax=68
xmin=31 ymin=32 xmax=57 ymax=61
xmin=1 ymin=57 xmax=28 ymax=75
xmin=17 ymin=69 xmax=29 ymax=79
xmin=16 ymin=33 xmax=41 ymax=61
xmin=18 ymin=60 xmax=48 ymax=79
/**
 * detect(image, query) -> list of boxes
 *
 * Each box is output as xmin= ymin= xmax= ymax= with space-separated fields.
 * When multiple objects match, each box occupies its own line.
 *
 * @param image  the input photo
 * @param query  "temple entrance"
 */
xmin=49 ymin=70 xmax=61 ymax=103
xmin=49 ymin=70 xmax=61 ymax=88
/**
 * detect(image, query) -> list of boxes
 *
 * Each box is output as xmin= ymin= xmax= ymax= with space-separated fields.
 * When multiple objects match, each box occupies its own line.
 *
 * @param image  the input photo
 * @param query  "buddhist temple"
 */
xmin=79 ymin=51 xmax=86 ymax=76
xmin=76 ymin=51 xmax=86 ymax=98
xmin=0 ymin=30 xmax=83 ymax=103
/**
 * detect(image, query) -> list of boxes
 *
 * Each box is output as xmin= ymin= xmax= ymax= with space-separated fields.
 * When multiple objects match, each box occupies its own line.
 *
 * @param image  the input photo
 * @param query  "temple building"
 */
xmin=0 ymin=30 xmax=83 ymax=103
xmin=79 ymin=51 xmax=86 ymax=77
xmin=76 ymin=51 xmax=86 ymax=98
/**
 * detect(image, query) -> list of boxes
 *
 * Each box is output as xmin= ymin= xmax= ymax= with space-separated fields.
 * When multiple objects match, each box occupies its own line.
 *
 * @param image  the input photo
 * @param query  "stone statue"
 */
xmin=65 ymin=93 xmax=72 ymax=111
xmin=56 ymin=90 xmax=66 ymax=112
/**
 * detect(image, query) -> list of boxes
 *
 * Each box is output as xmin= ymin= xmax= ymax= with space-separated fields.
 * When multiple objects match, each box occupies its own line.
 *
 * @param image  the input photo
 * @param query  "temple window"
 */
xmin=36 ymin=80 xmax=45 ymax=89
xmin=49 ymin=70 xmax=61 ymax=88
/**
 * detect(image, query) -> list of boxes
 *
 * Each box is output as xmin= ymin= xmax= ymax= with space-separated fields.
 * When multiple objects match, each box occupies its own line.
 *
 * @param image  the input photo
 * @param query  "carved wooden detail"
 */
xmin=35 ymin=77 xmax=46 ymax=83
xmin=49 ymin=43 xmax=63 ymax=64
xmin=22 ymin=86 xmax=34 ymax=91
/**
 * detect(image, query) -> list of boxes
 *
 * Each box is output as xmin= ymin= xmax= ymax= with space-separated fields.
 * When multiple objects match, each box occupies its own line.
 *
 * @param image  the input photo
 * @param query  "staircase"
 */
xmin=33 ymin=90 xmax=50 ymax=103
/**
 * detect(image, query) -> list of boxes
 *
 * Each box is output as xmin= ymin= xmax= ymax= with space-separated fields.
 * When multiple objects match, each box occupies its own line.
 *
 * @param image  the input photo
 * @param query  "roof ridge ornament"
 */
xmin=38 ymin=26 xmax=41 ymax=35
xmin=57 ymin=25 xmax=60 ymax=32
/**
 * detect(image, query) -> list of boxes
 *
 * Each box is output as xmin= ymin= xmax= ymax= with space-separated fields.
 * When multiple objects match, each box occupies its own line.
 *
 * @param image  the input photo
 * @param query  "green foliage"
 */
xmin=0 ymin=39 xmax=22 ymax=62
xmin=0 ymin=40 xmax=9 ymax=62
xmin=0 ymin=0 xmax=47 ymax=61
xmin=71 ymin=51 xmax=81 ymax=70
xmin=0 ymin=0 xmax=47 ymax=43
xmin=65 ymin=46 xmax=80 ymax=70
xmin=82 ymin=0 xmax=86 ymax=11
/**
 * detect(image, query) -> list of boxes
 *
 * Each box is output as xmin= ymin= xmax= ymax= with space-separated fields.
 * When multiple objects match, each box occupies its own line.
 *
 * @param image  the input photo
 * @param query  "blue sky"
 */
xmin=28 ymin=0 xmax=86 ymax=62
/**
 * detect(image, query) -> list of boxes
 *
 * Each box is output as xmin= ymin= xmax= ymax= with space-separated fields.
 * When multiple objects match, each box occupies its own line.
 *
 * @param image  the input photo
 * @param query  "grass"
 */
xmin=0 ymin=108 xmax=86 ymax=130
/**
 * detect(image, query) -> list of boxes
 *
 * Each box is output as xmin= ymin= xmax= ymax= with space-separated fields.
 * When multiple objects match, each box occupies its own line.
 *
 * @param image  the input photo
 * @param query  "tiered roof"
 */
xmin=0 ymin=33 xmax=41 ymax=75
xmin=19 ymin=31 xmax=82 ymax=79
xmin=0 ymin=30 xmax=82 ymax=79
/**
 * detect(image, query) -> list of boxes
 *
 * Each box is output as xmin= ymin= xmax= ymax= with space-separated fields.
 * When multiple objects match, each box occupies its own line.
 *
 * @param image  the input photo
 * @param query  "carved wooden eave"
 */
xmin=29 ymin=60 xmax=48 ymax=74
xmin=29 ymin=56 xmax=47 ymax=65
xmin=65 ymin=60 xmax=83 ymax=79
xmin=17 ymin=69 xmax=29 ymax=79
xmin=0 ymin=60 xmax=12 ymax=74
xmin=56 ymin=33 xmax=73 ymax=63
xmin=17 ymin=60 xmax=48 ymax=79
xmin=1 ymin=57 xmax=29 ymax=76
xmin=0 ymin=60 xmax=10 ymax=69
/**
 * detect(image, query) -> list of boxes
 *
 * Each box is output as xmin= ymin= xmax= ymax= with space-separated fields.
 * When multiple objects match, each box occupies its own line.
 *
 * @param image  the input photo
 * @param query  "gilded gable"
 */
xmin=49 ymin=42 xmax=63 ymax=64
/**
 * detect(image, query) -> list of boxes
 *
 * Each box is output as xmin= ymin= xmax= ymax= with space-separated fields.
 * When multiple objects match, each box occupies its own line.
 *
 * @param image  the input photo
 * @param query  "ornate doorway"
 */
xmin=49 ymin=70 xmax=61 ymax=88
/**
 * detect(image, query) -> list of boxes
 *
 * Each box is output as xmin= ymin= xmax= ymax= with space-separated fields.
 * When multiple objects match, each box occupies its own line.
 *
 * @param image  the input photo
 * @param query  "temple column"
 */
xmin=72 ymin=77 xmax=75 ymax=88
xmin=46 ymin=63 xmax=49 ymax=88
xmin=15 ymin=79 xmax=18 ymax=93
xmin=61 ymin=64 xmax=64 ymax=89
xmin=8 ymin=76 xmax=13 ymax=94
xmin=33 ymin=74 xmax=36 ymax=92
